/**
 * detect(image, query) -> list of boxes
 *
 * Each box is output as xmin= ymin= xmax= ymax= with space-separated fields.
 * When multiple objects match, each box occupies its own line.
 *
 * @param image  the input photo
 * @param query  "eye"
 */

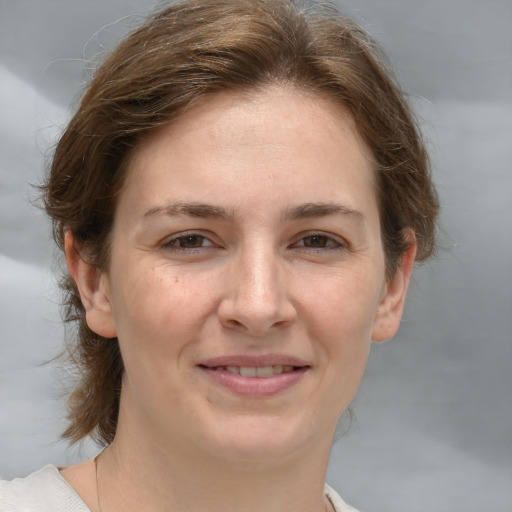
xmin=300 ymin=234 xmax=336 ymax=248
xmin=291 ymin=232 xmax=346 ymax=251
xmin=162 ymin=233 xmax=216 ymax=250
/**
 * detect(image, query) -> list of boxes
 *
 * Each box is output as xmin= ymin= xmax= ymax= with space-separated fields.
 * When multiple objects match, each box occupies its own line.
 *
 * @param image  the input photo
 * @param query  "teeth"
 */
xmin=240 ymin=367 xmax=257 ymax=377
xmin=272 ymin=365 xmax=283 ymax=375
xmin=256 ymin=366 xmax=274 ymax=377
xmin=215 ymin=365 xmax=296 ymax=377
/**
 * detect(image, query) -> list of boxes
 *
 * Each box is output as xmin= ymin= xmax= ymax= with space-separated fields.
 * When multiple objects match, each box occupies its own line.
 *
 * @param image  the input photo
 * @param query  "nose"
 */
xmin=217 ymin=247 xmax=297 ymax=336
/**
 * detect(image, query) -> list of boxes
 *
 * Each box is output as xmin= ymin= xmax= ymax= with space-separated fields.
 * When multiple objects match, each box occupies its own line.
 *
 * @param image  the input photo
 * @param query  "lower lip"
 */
xmin=199 ymin=367 xmax=309 ymax=397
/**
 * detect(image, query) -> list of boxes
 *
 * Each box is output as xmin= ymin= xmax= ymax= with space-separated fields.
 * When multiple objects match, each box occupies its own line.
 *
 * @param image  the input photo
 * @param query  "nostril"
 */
xmin=224 ymin=318 xmax=245 ymax=330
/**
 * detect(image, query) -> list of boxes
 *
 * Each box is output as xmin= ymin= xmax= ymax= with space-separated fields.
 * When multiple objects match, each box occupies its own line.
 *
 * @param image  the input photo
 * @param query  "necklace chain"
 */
xmin=95 ymin=452 xmax=102 ymax=512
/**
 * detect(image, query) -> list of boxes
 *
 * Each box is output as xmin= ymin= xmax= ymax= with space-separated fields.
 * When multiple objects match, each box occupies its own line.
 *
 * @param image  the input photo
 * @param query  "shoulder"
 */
xmin=325 ymin=483 xmax=362 ymax=512
xmin=1 ymin=468 xmax=358 ymax=512
xmin=0 ymin=465 xmax=90 ymax=512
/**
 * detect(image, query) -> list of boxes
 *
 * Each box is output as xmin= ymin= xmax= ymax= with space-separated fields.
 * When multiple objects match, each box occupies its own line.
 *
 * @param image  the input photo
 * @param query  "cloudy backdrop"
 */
xmin=1 ymin=1 xmax=511 ymax=511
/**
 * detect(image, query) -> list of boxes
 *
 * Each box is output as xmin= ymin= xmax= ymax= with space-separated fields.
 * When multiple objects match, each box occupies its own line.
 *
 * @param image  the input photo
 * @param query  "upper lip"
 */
xmin=199 ymin=354 xmax=310 ymax=368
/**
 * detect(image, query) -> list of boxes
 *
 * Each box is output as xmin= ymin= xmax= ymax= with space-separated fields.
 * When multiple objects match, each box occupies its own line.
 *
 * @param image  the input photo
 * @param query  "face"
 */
xmin=72 ymin=87 xmax=414 ymax=465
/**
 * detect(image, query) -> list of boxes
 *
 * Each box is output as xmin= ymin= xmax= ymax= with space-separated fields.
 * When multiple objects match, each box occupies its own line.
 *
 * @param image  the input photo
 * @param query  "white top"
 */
xmin=0 ymin=465 xmax=360 ymax=512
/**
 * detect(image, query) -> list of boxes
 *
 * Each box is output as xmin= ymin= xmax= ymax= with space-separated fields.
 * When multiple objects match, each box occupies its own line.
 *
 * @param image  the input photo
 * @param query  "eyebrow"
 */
xmin=142 ymin=201 xmax=364 ymax=223
xmin=284 ymin=202 xmax=365 ymax=221
xmin=142 ymin=202 xmax=234 ymax=220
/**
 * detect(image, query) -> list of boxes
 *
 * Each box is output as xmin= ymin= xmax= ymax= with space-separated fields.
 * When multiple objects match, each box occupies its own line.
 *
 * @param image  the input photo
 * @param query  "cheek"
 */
xmin=110 ymin=264 xmax=220 ymax=357
xmin=300 ymin=271 xmax=382 ymax=405
xmin=109 ymin=268 xmax=203 ymax=407
xmin=301 ymin=269 xmax=383 ymax=344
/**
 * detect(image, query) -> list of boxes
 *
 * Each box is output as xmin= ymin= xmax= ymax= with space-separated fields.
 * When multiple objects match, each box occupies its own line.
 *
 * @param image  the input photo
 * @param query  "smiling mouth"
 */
xmin=200 ymin=365 xmax=299 ymax=378
xmin=198 ymin=362 xmax=309 ymax=396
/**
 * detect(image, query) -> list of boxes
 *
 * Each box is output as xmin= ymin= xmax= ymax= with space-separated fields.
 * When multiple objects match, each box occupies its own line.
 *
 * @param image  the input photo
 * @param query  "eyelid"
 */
xmin=159 ymin=229 xmax=348 ymax=252
xmin=290 ymin=231 xmax=348 ymax=250
xmin=161 ymin=230 xmax=221 ymax=250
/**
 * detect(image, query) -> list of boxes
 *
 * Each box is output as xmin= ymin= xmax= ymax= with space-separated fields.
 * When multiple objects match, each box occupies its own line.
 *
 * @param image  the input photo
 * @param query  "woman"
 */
xmin=0 ymin=0 xmax=438 ymax=510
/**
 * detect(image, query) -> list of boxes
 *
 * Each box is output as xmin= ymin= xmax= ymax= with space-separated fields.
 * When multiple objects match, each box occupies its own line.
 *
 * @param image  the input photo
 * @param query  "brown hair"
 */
xmin=43 ymin=0 xmax=439 ymax=445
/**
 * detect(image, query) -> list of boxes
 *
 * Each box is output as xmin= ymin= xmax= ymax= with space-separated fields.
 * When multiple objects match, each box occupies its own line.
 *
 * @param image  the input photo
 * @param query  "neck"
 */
xmin=97 ymin=416 xmax=335 ymax=512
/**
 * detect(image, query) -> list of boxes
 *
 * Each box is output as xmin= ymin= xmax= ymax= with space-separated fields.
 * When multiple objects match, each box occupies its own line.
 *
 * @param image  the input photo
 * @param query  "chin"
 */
xmin=197 ymin=414 xmax=332 ymax=466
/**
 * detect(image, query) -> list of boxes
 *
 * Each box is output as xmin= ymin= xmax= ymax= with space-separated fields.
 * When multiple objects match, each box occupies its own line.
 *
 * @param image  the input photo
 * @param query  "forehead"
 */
xmin=120 ymin=86 xmax=377 ymax=219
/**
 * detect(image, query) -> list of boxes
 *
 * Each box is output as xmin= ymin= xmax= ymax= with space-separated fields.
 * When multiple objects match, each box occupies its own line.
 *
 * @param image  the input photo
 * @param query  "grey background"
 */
xmin=1 ymin=1 xmax=511 ymax=511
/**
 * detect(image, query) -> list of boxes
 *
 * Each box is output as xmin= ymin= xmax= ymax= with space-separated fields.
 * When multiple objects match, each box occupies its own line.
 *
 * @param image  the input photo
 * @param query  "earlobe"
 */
xmin=64 ymin=231 xmax=117 ymax=339
xmin=371 ymin=230 xmax=417 ymax=342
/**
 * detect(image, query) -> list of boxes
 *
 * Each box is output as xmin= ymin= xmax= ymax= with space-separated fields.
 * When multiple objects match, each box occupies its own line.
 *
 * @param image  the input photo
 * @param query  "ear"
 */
xmin=64 ymin=231 xmax=117 ymax=339
xmin=371 ymin=230 xmax=417 ymax=342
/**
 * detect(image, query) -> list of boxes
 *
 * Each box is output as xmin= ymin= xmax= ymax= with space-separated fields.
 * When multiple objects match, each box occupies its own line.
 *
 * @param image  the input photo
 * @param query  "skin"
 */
xmin=62 ymin=86 xmax=416 ymax=512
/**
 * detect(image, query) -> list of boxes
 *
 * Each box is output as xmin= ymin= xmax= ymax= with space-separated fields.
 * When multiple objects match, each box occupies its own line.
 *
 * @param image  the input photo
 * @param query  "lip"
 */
xmin=200 ymin=354 xmax=310 ymax=368
xmin=197 ymin=354 xmax=311 ymax=397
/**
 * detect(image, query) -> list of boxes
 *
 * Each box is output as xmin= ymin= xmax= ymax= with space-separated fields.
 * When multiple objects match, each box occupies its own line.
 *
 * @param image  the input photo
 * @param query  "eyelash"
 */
xmin=161 ymin=231 xmax=346 ymax=253
xmin=290 ymin=233 xmax=346 ymax=252
xmin=161 ymin=232 xmax=217 ymax=252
